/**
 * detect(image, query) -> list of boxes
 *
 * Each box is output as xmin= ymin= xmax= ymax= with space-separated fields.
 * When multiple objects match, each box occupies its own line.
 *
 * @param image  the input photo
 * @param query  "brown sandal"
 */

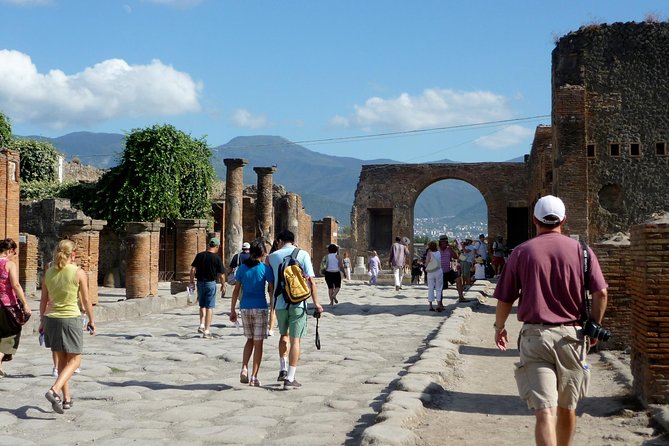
xmin=63 ymin=399 xmax=73 ymax=410
xmin=45 ymin=388 xmax=64 ymax=414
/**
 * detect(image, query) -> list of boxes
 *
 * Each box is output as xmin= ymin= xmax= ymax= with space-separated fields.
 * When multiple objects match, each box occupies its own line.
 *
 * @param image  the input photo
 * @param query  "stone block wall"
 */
xmin=312 ymin=217 xmax=339 ymax=275
xmin=552 ymin=22 xmax=669 ymax=242
xmin=18 ymin=233 xmax=39 ymax=296
xmin=593 ymin=238 xmax=632 ymax=350
xmin=629 ymin=215 xmax=669 ymax=405
xmin=526 ymin=125 xmax=554 ymax=218
xmin=0 ymin=149 xmax=20 ymax=242
xmin=297 ymin=197 xmax=313 ymax=255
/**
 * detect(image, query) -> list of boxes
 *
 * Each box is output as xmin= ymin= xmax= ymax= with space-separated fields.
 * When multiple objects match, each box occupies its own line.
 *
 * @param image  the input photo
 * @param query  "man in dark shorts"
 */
xmin=494 ymin=195 xmax=609 ymax=445
xmin=189 ymin=237 xmax=226 ymax=339
xmin=438 ymin=235 xmax=464 ymax=302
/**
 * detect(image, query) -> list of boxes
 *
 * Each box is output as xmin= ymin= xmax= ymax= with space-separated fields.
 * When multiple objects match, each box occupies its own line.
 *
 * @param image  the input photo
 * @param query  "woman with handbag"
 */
xmin=424 ymin=241 xmax=444 ymax=312
xmin=40 ymin=239 xmax=95 ymax=414
xmin=0 ymin=238 xmax=31 ymax=378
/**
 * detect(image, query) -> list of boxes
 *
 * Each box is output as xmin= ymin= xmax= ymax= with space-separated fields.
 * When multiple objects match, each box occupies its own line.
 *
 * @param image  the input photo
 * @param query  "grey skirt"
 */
xmin=44 ymin=316 xmax=83 ymax=354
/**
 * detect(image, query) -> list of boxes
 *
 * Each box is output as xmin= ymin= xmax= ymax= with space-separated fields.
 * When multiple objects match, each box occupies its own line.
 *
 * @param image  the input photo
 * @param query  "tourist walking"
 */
xmin=0 ymin=238 xmax=30 ymax=378
xmin=342 ymin=252 xmax=351 ymax=280
xmin=368 ymin=251 xmax=380 ymax=285
xmin=40 ymin=239 xmax=95 ymax=414
xmin=474 ymin=234 xmax=489 ymax=263
xmin=438 ymin=235 xmax=465 ymax=302
xmin=389 ymin=236 xmax=410 ymax=291
xmin=268 ymin=230 xmax=323 ymax=390
xmin=323 ymin=244 xmax=342 ymax=306
xmin=494 ymin=195 xmax=609 ymax=446
xmin=189 ymin=237 xmax=226 ymax=338
xmin=227 ymin=242 xmax=251 ymax=285
xmin=229 ymin=239 xmax=274 ymax=387
xmin=491 ymin=235 xmax=506 ymax=277
xmin=460 ymin=239 xmax=476 ymax=288
xmin=424 ymin=241 xmax=443 ymax=312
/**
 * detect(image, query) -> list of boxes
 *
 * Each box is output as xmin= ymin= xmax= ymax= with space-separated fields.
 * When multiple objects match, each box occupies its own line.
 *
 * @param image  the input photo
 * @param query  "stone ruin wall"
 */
xmin=552 ymin=22 xmax=669 ymax=242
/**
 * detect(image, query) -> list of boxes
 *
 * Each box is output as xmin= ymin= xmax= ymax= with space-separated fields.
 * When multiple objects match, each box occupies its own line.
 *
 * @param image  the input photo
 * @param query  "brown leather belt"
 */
xmin=523 ymin=321 xmax=580 ymax=327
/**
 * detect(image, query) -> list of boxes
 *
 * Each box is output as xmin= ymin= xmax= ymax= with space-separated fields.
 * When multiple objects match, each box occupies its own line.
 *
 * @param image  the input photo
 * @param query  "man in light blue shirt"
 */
xmin=268 ymin=230 xmax=323 ymax=390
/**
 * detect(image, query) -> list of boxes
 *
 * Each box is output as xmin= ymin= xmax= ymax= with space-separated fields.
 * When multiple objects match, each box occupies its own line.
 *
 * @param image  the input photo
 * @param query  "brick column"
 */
xmin=125 ymin=221 xmax=163 ymax=299
xmin=173 ymin=218 xmax=208 ymax=285
xmin=18 ymin=233 xmax=39 ymax=296
xmin=630 ymin=215 xmax=669 ymax=404
xmin=223 ymin=158 xmax=247 ymax=265
xmin=254 ymin=166 xmax=277 ymax=241
xmin=60 ymin=219 xmax=106 ymax=305
xmin=0 ymin=149 xmax=20 ymax=241
xmin=277 ymin=193 xmax=300 ymax=242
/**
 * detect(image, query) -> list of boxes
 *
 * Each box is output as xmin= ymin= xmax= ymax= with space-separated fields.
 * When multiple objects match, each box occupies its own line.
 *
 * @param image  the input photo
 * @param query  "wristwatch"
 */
xmin=493 ymin=322 xmax=505 ymax=331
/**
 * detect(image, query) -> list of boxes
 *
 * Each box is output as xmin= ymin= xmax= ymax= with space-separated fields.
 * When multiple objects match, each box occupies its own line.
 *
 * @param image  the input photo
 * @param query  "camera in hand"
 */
xmin=313 ymin=310 xmax=321 ymax=319
xmin=580 ymin=320 xmax=610 ymax=341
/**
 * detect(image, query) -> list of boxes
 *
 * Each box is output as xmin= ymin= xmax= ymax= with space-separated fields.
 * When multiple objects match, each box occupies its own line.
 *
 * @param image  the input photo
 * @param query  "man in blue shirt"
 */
xmin=268 ymin=230 xmax=323 ymax=390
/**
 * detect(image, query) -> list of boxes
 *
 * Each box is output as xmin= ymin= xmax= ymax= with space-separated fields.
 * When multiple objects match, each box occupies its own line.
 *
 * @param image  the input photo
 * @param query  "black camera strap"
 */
xmin=580 ymin=240 xmax=591 ymax=323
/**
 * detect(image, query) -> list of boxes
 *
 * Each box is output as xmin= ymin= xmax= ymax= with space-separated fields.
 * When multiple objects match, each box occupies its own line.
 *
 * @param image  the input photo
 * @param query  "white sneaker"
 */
xmin=74 ymin=368 xmax=81 ymax=374
xmin=52 ymin=367 xmax=58 ymax=378
xmin=197 ymin=325 xmax=205 ymax=334
xmin=267 ymin=329 xmax=274 ymax=337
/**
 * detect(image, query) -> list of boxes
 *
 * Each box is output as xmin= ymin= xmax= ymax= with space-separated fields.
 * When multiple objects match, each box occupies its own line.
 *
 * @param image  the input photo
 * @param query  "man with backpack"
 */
xmin=268 ymin=230 xmax=323 ymax=390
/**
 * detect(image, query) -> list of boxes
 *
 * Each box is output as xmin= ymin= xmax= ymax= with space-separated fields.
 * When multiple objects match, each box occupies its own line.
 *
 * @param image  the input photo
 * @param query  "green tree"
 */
xmin=10 ymin=138 xmax=60 ymax=183
xmin=74 ymin=124 xmax=214 ymax=228
xmin=0 ymin=112 xmax=10 ymax=146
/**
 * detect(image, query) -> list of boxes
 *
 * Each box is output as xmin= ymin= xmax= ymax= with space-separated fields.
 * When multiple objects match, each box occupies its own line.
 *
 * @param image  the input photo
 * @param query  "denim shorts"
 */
xmin=197 ymin=281 xmax=217 ymax=309
xmin=514 ymin=324 xmax=590 ymax=410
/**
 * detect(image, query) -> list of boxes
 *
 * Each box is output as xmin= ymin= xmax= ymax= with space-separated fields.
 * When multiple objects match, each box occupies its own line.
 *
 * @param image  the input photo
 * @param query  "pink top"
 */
xmin=0 ymin=258 xmax=18 ymax=306
xmin=439 ymin=247 xmax=455 ymax=272
xmin=493 ymin=232 xmax=608 ymax=324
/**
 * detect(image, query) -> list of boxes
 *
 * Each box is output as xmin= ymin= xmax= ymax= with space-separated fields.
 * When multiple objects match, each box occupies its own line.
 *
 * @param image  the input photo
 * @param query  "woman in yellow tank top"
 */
xmin=39 ymin=239 xmax=96 ymax=414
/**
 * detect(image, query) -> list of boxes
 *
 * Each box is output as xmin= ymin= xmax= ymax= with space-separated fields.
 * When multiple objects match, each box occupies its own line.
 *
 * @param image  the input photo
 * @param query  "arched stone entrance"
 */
xmin=350 ymin=162 xmax=529 ymax=257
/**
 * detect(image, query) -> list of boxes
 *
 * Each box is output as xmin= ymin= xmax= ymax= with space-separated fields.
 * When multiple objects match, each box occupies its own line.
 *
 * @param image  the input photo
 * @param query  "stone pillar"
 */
xmin=0 ymin=149 xmax=20 ymax=242
xmin=173 ymin=218 xmax=208 ymax=285
xmin=125 ymin=221 xmax=163 ymax=299
xmin=354 ymin=256 xmax=367 ymax=274
xmin=254 ymin=166 xmax=277 ymax=241
xmin=60 ymin=219 xmax=107 ymax=305
xmin=630 ymin=214 xmax=669 ymax=405
xmin=277 ymin=193 xmax=300 ymax=242
xmin=18 ymin=233 xmax=39 ymax=296
xmin=223 ymin=158 xmax=247 ymax=265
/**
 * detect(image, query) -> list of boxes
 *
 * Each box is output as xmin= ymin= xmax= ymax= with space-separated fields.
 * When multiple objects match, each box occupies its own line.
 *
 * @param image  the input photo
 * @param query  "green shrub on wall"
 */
xmin=0 ymin=112 xmax=10 ymax=146
xmin=74 ymin=124 xmax=215 ymax=229
xmin=10 ymin=139 xmax=59 ymax=183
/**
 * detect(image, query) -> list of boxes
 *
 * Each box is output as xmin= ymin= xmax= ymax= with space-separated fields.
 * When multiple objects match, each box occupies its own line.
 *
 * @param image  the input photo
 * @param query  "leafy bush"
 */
xmin=10 ymin=139 xmax=60 ymax=183
xmin=0 ymin=112 xmax=10 ymax=146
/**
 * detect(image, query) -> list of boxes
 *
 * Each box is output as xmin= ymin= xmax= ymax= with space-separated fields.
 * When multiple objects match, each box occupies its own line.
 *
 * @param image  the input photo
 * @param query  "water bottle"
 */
xmin=82 ymin=315 xmax=88 ymax=329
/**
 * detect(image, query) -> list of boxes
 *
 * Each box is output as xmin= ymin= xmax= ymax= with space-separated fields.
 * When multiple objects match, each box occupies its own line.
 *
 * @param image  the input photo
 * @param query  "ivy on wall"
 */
xmin=69 ymin=124 xmax=215 ymax=229
xmin=0 ymin=112 xmax=10 ymax=146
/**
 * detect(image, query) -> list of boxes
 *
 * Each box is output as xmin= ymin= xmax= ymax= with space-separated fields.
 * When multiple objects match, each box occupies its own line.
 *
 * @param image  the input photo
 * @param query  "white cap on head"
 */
xmin=242 ymin=242 xmax=250 ymax=249
xmin=534 ymin=195 xmax=566 ymax=224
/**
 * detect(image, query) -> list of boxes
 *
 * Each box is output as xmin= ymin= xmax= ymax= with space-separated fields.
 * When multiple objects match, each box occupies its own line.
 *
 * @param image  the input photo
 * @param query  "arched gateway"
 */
xmin=350 ymin=162 xmax=530 ymax=257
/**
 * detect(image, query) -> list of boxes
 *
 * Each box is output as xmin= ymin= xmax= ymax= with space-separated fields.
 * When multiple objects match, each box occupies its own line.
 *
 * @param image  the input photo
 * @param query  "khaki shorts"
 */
xmin=514 ymin=324 xmax=590 ymax=410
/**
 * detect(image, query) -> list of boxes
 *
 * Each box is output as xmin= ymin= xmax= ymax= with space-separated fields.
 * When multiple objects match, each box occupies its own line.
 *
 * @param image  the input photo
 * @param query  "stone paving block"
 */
xmin=360 ymin=422 xmax=419 ymax=446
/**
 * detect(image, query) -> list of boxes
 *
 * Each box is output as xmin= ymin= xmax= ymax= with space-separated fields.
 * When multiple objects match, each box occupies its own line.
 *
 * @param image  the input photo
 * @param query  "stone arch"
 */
xmin=350 ymin=162 xmax=529 ymax=258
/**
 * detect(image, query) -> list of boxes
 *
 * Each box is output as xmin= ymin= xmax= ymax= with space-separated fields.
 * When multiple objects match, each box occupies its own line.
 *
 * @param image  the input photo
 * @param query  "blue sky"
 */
xmin=1 ymin=0 xmax=667 ymax=164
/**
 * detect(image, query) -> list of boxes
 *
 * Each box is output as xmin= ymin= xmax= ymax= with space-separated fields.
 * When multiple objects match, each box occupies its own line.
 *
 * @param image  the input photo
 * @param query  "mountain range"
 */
xmin=23 ymin=132 xmax=519 ymax=225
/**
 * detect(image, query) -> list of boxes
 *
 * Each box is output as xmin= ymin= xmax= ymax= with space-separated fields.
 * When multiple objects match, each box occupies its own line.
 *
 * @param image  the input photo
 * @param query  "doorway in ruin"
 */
xmin=414 ymin=179 xmax=487 ymax=249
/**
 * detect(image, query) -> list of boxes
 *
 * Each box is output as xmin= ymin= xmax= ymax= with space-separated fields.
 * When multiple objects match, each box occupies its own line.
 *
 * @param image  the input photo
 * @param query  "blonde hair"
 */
xmin=54 ymin=239 xmax=75 ymax=270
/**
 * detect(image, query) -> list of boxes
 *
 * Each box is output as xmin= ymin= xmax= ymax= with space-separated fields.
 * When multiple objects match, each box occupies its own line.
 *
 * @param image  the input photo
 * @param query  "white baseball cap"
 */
xmin=242 ymin=242 xmax=250 ymax=249
xmin=534 ymin=195 xmax=566 ymax=224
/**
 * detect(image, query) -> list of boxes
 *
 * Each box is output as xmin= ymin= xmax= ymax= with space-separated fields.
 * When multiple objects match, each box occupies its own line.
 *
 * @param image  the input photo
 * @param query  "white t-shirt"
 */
xmin=474 ymin=262 xmax=486 ymax=280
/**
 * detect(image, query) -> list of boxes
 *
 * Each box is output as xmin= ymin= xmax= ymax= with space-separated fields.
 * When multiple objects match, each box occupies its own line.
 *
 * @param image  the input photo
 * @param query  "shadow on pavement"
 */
xmin=0 ymin=405 xmax=55 ymax=420
xmin=98 ymin=380 xmax=231 ymax=392
xmin=460 ymin=345 xmax=519 ymax=358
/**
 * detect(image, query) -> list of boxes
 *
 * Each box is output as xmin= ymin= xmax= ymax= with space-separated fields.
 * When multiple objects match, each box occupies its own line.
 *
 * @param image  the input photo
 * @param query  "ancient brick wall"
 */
xmin=0 ymin=149 xmax=20 ymax=242
xmin=351 ymin=163 xmax=528 ymax=259
xmin=18 ymin=233 xmax=39 ymax=296
xmin=125 ymin=222 xmax=163 ymax=299
xmin=313 ymin=217 xmax=338 ymax=275
xmin=297 ymin=195 xmax=313 ymax=255
xmin=629 ymin=215 xmax=669 ymax=404
xmin=593 ymin=238 xmax=632 ymax=350
xmin=526 ymin=125 xmax=554 ymax=231
xmin=552 ymin=22 xmax=669 ymax=242
xmin=242 ymin=196 xmax=256 ymax=245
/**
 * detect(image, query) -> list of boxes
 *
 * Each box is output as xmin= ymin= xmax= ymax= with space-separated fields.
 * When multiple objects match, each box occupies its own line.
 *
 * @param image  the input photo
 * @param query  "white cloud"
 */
xmin=0 ymin=50 xmax=202 ymax=130
xmin=230 ymin=108 xmax=268 ymax=129
xmin=474 ymin=125 xmax=534 ymax=149
xmin=331 ymin=88 xmax=514 ymax=132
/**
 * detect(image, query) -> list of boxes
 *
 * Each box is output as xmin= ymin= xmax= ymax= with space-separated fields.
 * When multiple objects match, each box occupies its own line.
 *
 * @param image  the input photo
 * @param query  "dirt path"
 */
xmin=411 ymin=300 xmax=669 ymax=446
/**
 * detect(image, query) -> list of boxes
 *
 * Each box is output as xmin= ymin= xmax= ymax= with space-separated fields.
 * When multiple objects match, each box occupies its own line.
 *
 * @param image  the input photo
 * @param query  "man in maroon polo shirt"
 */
xmin=493 ymin=195 xmax=609 ymax=446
